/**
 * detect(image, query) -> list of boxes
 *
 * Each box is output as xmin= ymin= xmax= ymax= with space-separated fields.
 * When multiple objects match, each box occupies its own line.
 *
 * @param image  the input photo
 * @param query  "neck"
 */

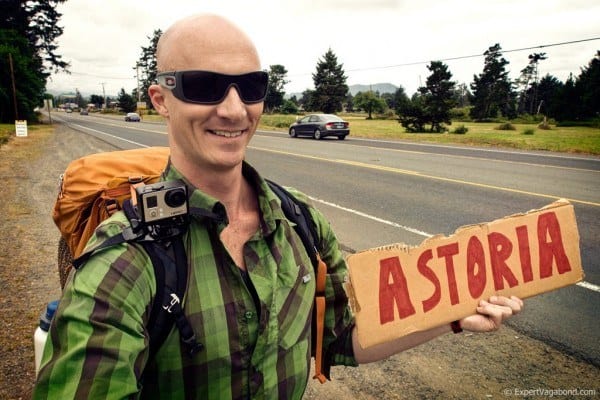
xmin=175 ymin=159 xmax=253 ymax=222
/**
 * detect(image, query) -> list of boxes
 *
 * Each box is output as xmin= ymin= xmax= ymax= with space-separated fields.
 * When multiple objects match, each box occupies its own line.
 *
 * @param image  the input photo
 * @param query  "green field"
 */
xmin=2 ymin=114 xmax=599 ymax=155
xmin=259 ymin=114 xmax=600 ymax=155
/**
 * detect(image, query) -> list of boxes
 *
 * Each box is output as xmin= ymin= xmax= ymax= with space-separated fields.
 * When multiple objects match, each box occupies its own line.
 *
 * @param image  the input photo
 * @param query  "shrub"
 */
xmin=522 ymin=128 xmax=535 ymax=135
xmin=496 ymin=122 xmax=516 ymax=131
xmin=452 ymin=125 xmax=469 ymax=134
xmin=538 ymin=120 xmax=551 ymax=130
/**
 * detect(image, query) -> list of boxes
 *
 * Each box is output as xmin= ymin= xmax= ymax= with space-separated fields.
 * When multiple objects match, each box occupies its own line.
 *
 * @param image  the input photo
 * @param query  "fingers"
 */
xmin=487 ymin=295 xmax=524 ymax=315
xmin=460 ymin=296 xmax=524 ymax=333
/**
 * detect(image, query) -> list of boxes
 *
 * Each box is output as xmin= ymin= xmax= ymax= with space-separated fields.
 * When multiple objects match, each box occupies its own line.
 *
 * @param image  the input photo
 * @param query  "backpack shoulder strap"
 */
xmin=266 ymin=179 xmax=329 ymax=383
xmin=72 ymin=200 xmax=202 ymax=362
xmin=266 ymin=180 xmax=319 ymax=265
xmin=120 ymin=200 xmax=202 ymax=359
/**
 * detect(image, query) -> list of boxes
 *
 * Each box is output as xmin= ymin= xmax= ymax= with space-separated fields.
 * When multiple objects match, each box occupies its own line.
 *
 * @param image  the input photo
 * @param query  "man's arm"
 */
xmin=352 ymin=295 xmax=523 ymax=364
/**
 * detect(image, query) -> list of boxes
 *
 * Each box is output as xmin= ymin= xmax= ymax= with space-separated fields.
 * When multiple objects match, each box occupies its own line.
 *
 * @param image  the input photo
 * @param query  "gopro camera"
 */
xmin=135 ymin=180 xmax=188 ymax=225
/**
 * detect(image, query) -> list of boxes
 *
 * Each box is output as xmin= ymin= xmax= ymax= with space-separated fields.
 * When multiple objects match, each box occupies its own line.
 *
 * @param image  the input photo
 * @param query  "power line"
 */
xmin=348 ymin=37 xmax=600 ymax=72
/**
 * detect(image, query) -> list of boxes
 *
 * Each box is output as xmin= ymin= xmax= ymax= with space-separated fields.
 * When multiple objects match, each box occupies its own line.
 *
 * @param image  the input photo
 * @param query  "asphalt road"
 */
xmin=54 ymin=112 xmax=600 ymax=366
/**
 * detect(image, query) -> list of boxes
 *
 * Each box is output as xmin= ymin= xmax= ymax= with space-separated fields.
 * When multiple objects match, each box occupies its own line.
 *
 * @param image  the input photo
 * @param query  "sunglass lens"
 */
xmin=238 ymin=72 xmax=269 ymax=102
xmin=181 ymin=71 xmax=221 ymax=103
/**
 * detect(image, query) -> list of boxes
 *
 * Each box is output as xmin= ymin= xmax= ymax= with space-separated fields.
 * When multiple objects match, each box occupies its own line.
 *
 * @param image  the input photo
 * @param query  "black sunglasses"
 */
xmin=156 ymin=70 xmax=269 ymax=105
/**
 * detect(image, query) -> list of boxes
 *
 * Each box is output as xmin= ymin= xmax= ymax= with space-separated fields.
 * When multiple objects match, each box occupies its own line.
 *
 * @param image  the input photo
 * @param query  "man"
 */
xmin=34 ymin=14 xmax=522 ymax=399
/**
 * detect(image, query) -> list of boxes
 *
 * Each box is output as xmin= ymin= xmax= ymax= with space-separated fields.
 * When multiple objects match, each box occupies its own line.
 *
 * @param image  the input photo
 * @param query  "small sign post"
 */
xmin=15 ymin=120 xmax=28 ymax=137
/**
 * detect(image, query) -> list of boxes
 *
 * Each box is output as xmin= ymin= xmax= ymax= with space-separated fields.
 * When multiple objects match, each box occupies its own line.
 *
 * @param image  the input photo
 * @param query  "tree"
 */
xmin=312 ymin=49 xmax=348 ymax=113
xmin=419 ymin=61 xmax=456 ymax=132
xmin=392 ymin=86 xmax=410 ymax=112
xmin=396 ymin=61 xmax=455 ymax=132
xmin=299 ymin=89 xmax=315 ymax=111
xmin=517 ymin=52 xmax=547 ymax=114
xmin=90 ymin=94 xmax=104 ymax=109
xmin=527 ymin=74 xmax=561 ymax=117
xmin=453 ymin=83 xmax=471 ymax=108
xmin=470 ymin=44 xmax=516 ymax=120
xmin=0 ymin=0 xmax=68 ymax=122
xmin=353 ymin=91 xmax=387 ymax=119
xmin=576 ymin=50 xmax=600 ymax=120
xmin=264 ymin=64 xmax=288 ymax=113
xmin=396 ymin=93 xmax=428 ymax=132
xmin=136 ymin=29 xmax=161 ymax=109
xmin=280 ymin=99 xmax=298 ymax=114
xmin=117 ymin=88 xmax=136 ymax=113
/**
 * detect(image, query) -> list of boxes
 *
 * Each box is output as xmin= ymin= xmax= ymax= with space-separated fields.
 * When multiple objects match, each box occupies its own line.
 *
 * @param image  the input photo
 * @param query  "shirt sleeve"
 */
xmin=33 ymin=218 xmax=156 ymax=399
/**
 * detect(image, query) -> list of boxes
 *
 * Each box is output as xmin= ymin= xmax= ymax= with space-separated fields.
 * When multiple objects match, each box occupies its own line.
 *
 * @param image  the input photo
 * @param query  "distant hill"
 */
xmin=348 ymin=83 xmax=398 ymax=95
xmin=287 ymin=82 xmax=398 ymax=99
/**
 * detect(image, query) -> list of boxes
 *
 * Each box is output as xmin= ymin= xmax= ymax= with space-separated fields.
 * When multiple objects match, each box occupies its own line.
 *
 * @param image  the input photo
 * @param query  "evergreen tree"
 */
xmin=396 ymin=61 xmax=455 ymax=132
xmin=535 ymin=74 xmax=563 ymax=117
xmin=419 ymin=61 xmax=456 ymax=132
xmin=0 ymin=0 xmax=68 ymax=122
xmin=393 ymin=86 xmax=410 ymax=113
xmin=136 ymin=29 xmax=161 ymax=109
xmin=470 ymin=44 xmax=516 ymax=120
xmin=117 ymin=88 xmax=136 ymax=113
xmin=517 ymin=52 xmax=547 ymax=114
xmin=312 ymin=49 xmax=348 ymax=113
xmin=264 ymin=64 xmax=288 ymax=113
xmin=576 ymin=50 xmax=600 ymax=120
xmin=553 ymin=74 xmax=578 ymax=122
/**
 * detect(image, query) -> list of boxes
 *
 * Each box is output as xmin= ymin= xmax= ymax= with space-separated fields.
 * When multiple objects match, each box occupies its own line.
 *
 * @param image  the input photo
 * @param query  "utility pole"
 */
xmin=8 ymin=53 xmax=19 ymax=120
xmin=100 ymin=82 xmax=106 ymax=110
xmin=134 ymin=63 xmax=141 ymax=102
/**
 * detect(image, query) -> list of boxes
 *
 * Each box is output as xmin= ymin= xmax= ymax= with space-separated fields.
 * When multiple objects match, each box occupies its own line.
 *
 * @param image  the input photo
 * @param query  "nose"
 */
xmin=215 ymin=85 xmax=247 ymax=120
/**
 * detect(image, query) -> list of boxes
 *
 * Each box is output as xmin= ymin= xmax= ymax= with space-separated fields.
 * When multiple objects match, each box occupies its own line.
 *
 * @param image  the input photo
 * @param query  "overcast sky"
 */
xmin=46 ymin=0 xmax=600 ymax=98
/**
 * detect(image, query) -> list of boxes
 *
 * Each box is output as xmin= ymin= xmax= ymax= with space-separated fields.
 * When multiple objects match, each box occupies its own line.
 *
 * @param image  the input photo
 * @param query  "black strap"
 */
xmin=266 ymin=180 xmax=319 ymax=268
xmin=143 ymin=237 xmax=203 ymax=359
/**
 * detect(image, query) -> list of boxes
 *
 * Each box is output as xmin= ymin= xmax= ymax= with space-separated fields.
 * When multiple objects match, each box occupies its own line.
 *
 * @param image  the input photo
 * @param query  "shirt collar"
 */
xmin=162 ymin=160 xmax=288 ymax=235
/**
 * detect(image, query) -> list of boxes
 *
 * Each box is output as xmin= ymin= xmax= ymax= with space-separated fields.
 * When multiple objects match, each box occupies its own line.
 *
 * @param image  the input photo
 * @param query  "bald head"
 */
xmin=156 ymin=14 xmax=261 ymax=74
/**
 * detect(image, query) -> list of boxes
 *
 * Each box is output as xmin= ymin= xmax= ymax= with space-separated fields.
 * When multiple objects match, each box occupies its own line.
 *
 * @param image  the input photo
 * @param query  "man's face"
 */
xmin=155 ymin=32 xmax=264 ymax=174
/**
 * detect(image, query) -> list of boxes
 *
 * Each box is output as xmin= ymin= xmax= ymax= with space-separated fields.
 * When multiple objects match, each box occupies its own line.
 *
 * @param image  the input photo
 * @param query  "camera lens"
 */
xmin=164 ymin=188 xmax=186 ymax=208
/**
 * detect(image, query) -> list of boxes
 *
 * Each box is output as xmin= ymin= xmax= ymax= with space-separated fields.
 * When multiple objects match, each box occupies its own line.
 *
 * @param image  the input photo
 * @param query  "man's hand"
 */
xmin=460 ymin=296 xmax=524 ymax=332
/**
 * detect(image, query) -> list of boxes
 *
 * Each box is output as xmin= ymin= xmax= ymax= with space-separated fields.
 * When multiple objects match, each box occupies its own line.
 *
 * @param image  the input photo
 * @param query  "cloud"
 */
xmin=46 ymin=0 xmax=600 ymax=97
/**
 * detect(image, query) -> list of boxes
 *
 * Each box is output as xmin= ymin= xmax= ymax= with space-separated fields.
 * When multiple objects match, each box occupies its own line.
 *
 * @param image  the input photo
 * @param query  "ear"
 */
xmin=148 ymin=84 xmax=169 ymax=117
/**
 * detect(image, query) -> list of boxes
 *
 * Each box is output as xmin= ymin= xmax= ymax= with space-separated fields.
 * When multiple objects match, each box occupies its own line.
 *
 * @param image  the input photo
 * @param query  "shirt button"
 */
xmin=245 ymin=311 xmax=254 ymax=320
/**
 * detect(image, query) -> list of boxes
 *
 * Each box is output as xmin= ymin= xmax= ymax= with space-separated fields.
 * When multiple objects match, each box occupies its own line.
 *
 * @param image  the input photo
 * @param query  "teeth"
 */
xmin=212 ymin=130 xmax=243 ymax=138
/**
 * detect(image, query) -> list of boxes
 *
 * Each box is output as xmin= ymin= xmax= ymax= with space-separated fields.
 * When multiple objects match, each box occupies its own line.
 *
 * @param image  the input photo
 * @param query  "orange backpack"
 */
xmin=53 ymin=146 xmax=170 ymax=287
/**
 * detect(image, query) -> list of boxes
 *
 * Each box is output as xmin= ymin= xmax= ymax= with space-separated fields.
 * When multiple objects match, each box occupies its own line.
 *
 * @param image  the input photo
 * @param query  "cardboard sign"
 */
xmin=346 ymin=199 xmax=583 ymax=349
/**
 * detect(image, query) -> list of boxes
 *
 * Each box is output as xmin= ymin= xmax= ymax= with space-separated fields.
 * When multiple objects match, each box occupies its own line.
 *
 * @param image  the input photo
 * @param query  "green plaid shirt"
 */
xmin=34 ymin=162 xmax=356 ymax=399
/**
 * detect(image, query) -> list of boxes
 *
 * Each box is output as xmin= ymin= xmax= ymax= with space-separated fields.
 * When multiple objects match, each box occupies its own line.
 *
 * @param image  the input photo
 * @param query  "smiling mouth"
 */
xmin=209 ymin=129 xmax=245 ymax=138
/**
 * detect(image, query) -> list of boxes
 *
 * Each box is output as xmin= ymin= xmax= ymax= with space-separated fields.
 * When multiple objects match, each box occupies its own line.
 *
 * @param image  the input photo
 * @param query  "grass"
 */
xmin=1 ymin=123 xmax=55 ymax=147
xmin=3 ymin=113 xmax=598 ymax=155
xmin=259 ymin=114 xmax=600 ymax=155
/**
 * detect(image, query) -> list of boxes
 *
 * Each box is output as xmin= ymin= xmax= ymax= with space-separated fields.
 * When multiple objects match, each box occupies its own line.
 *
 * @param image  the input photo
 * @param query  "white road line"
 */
xmin=309 ymin=195 xmax=600 ymax=294
xmin=576 ymin=281 xmax=600 ymax=293
xmin=66 ymin=122 xmax=150 ymax=148
xmin=309 ymin=195 xmax=434 ymax=238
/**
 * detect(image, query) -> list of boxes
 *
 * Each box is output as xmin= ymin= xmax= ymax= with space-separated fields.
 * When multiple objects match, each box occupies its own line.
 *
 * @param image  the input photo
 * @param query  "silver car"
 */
xmin=125 ymin=112 xmax=141 ymax=122
xmin=289 ymin=114 xmax=350 ymax=140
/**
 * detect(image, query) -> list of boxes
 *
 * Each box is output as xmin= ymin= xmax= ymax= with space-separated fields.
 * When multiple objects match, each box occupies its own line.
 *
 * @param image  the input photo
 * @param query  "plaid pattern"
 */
xmin=34 ymin=162 xmax=356 ymax=400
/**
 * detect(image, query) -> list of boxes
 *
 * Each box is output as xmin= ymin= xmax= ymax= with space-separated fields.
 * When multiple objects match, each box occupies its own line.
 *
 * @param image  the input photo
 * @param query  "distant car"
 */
xmin=289 ymin=114 xmax=349 ymax=140
xmin=125 ymin=112 xmax=141 ymax=122
xmin=79 ymin=109 xmax=88 ymax=115
xmin=65 ymin=108 xmax=72 ymax=113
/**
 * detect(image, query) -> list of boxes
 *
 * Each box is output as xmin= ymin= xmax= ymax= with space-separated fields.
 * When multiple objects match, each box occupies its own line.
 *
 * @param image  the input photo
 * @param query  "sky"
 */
xmin=45 ymin=0 xmax=600 ymax=98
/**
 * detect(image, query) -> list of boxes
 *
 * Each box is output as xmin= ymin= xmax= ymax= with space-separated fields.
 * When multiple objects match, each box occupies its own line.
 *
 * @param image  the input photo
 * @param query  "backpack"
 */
xmin=53 ymin=147 xmax=329 ymax=383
